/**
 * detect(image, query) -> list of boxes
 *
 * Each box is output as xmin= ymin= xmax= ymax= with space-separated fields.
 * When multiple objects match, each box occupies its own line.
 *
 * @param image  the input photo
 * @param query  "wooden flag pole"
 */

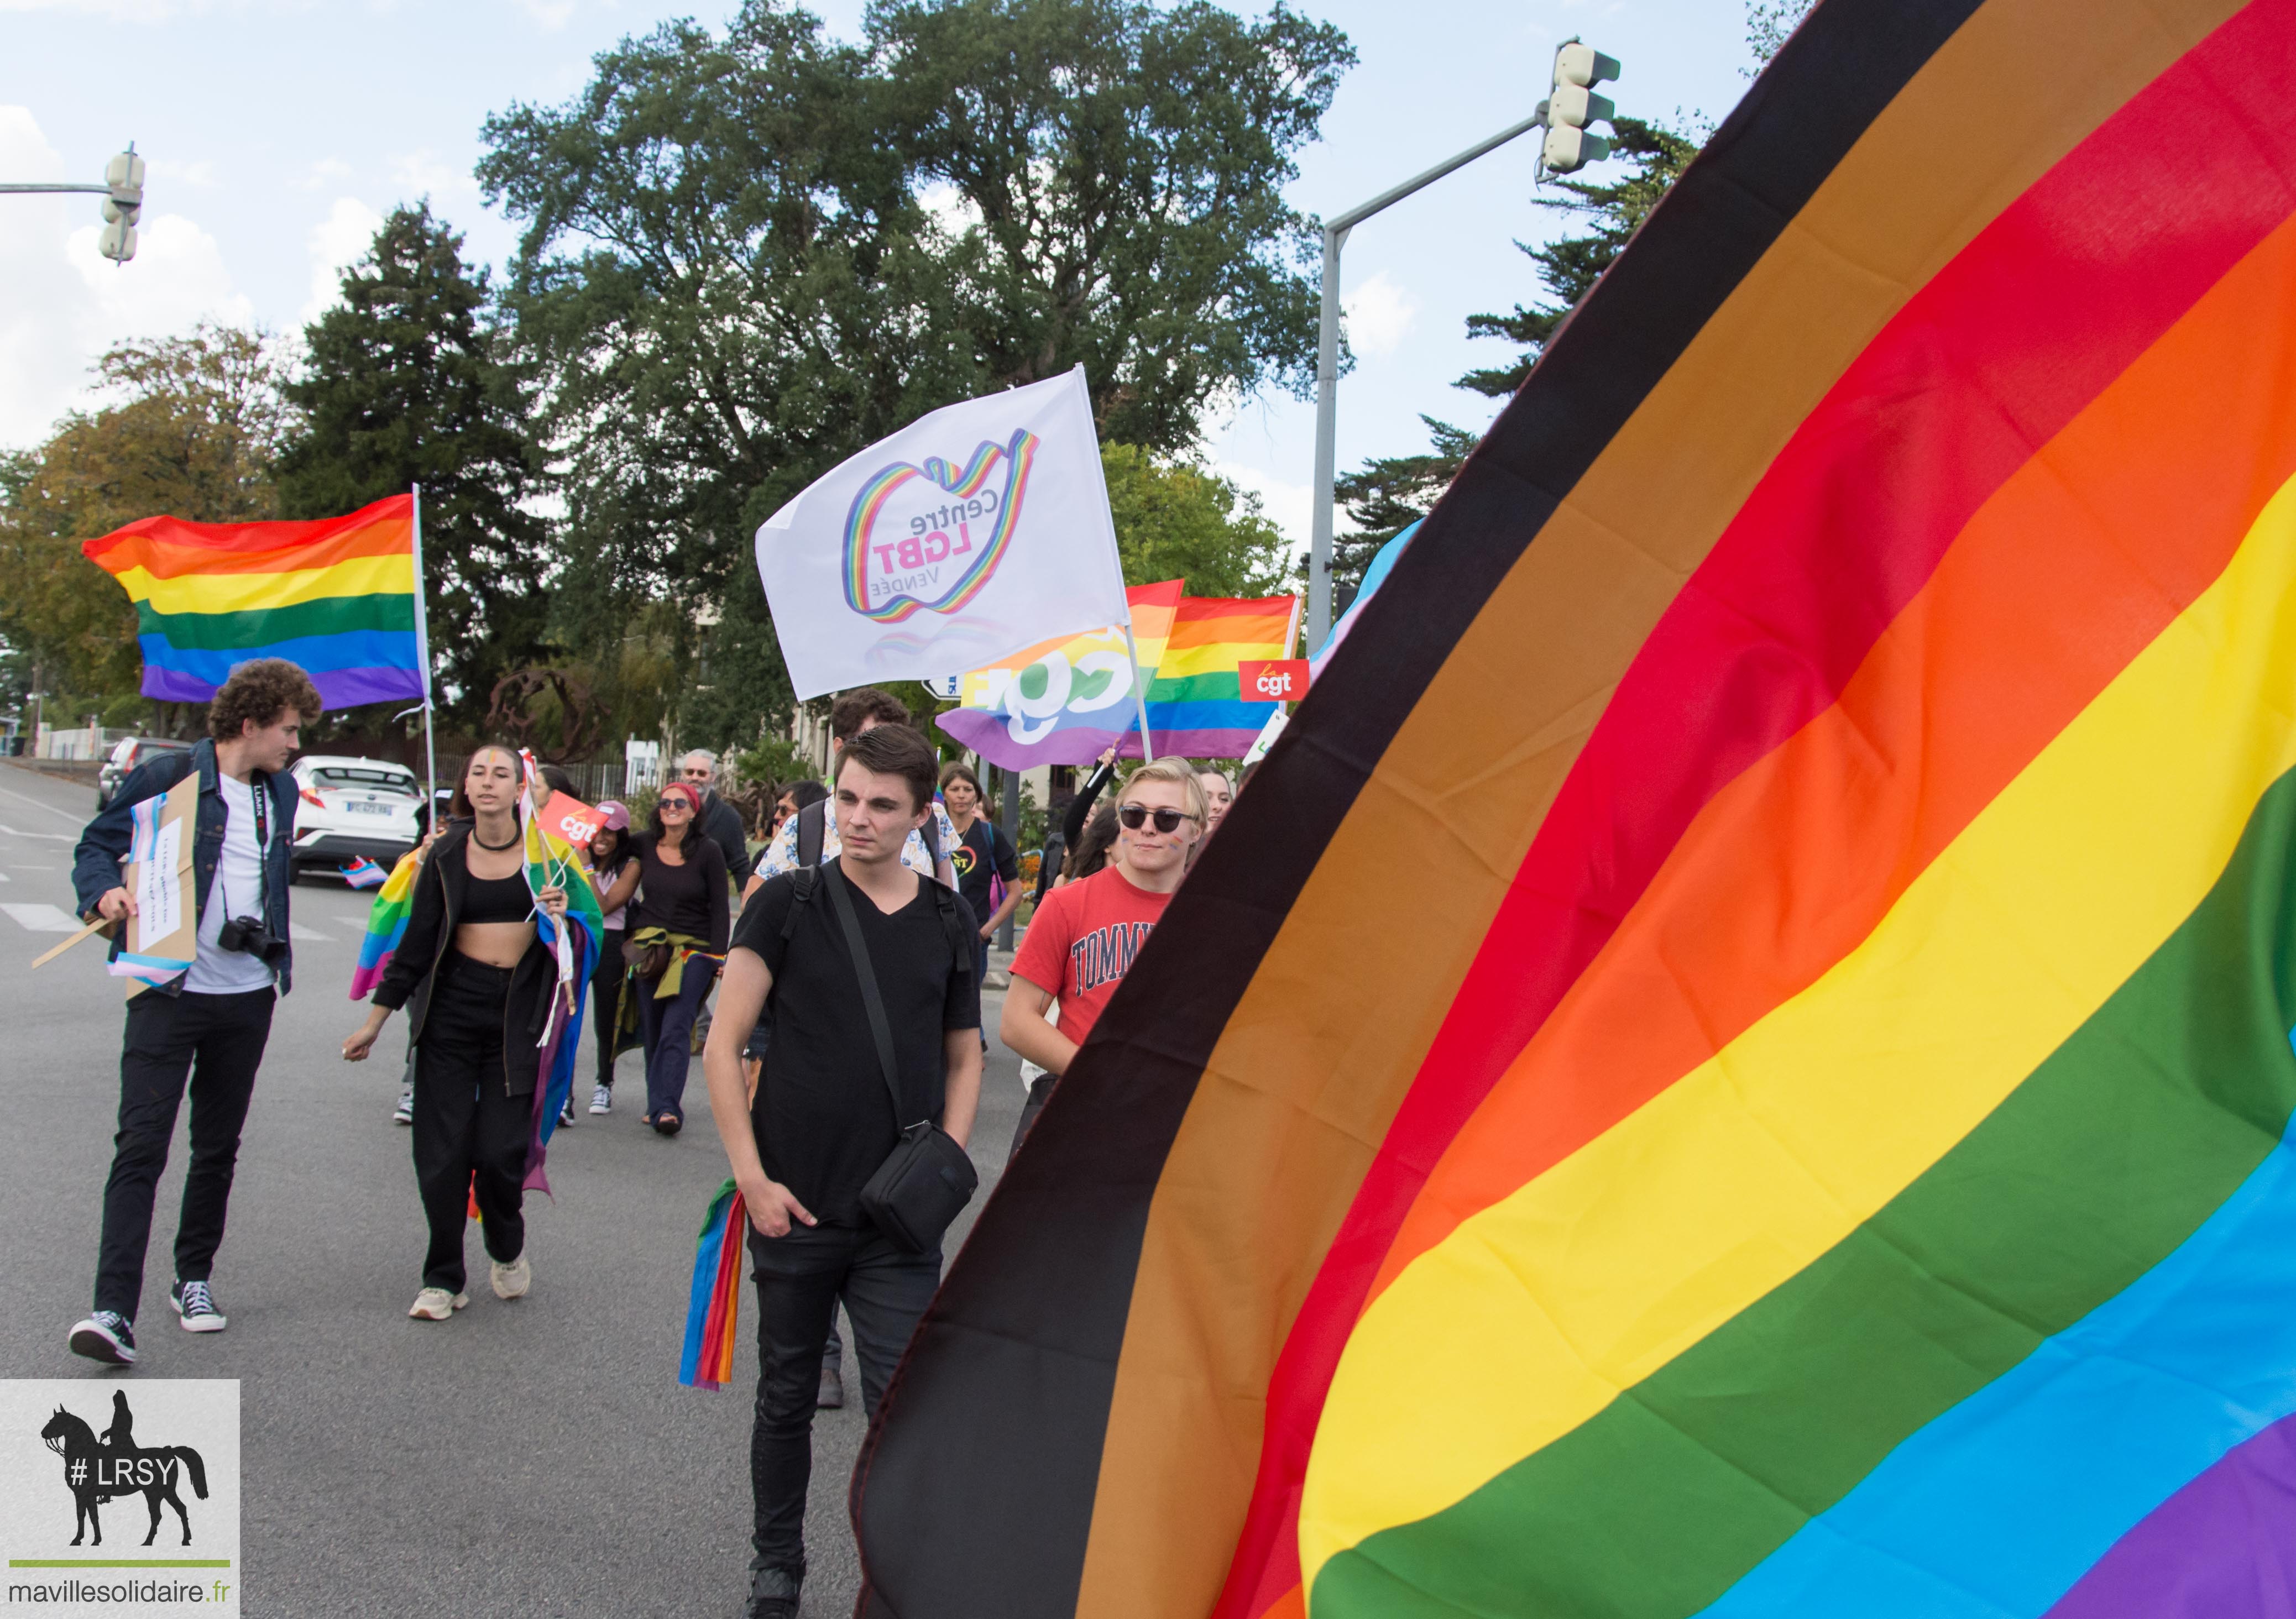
xmin=32 ymin=916 xmax=106 ymax=969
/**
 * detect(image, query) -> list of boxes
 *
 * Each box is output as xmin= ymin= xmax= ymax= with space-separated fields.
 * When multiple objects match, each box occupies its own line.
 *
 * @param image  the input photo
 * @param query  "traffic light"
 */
xmin=1539 ymin=41 xmax=1620 ymax=177
xmin=98 ymin=146 xmax=143 ymax=264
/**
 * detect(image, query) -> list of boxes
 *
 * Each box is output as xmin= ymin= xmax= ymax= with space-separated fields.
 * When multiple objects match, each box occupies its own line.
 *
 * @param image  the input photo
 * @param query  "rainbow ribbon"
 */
xmin=679 ymin=1179 xmax=747 ymax=1391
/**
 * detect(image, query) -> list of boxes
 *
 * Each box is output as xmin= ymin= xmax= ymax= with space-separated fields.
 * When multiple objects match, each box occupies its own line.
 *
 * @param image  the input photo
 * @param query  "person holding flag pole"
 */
xmin=338 ymin=746 xmax=602 ymax=1321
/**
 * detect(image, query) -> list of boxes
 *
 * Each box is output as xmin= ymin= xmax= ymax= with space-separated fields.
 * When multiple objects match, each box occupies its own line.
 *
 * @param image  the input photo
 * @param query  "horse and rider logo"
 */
xmin=39 ymin=1390 xmax=210 ymax=1547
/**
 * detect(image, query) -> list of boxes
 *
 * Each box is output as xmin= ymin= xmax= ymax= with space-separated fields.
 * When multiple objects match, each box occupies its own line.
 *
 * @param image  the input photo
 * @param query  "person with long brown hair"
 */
xmin=339 ymin=747 xmax=572 ymax=1321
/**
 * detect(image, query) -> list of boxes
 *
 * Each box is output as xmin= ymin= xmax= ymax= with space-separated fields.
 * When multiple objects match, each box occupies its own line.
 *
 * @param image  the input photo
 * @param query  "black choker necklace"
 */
xmin=473 ymin=825 xmax=520 ymax=852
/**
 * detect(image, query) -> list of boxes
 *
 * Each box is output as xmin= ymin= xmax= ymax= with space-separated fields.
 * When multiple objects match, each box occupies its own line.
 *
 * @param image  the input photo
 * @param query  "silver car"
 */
xmin=289 ymin=755 xmax=423 ymax=879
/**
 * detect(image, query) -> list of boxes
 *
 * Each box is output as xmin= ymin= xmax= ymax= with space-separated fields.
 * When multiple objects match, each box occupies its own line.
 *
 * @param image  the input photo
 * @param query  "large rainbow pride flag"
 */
xmin=936 ymin=583 xmax=1298 ymax=766
xmin=850 ymin=2 xmax=2296 ymax=1615
xmin=82 ymin=494 xmax=426 ymax=709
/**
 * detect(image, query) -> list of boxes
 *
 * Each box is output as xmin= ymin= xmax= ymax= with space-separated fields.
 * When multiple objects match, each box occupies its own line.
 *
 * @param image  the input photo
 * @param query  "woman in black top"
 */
xmin=600 ymin=781 xmax=728 ymax=1136
xmin=340 ymin=746 xmax=571 ymax=1321
xmin=938 ymin=762 xmax=1019 ymax=985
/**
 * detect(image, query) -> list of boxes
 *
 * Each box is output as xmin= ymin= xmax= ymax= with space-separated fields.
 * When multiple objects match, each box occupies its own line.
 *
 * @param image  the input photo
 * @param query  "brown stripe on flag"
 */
xmin=1071 ymin=1 xmax=2245 ymax=1615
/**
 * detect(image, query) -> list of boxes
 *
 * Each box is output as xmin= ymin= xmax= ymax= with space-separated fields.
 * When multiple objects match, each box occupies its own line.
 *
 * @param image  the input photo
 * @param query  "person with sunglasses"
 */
xmin=1000 ymin=756 xmax=1206 ymax=1154
xmin=599 ymin=782 xmax=729 ymax=1135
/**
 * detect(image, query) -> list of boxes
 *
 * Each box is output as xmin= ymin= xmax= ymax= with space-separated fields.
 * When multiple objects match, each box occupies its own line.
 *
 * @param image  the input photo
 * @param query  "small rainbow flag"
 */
xmin=937 ymin=583 xmax=1298 ymax=766
xmin=348 ymin=848 xmax=421 ymax=1002
xmin=82 ymin=494 xmax=425 ymax=710
xmin=679 ymin=1179 xmax=747 ymax=1390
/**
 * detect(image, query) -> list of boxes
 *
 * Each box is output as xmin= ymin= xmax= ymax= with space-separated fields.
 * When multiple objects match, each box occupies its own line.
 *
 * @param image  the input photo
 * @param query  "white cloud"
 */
xmin=1342 ymin=270 xmax=1420 ymax=358
xmin=302 ymin=195 xmax=384 ymax=323
xmin=68 ymin=213 xmax=254 ymax=333
xmin=389 ymin=147 xmax=476 ymax=200
xmin=917 ymin=180 xmax=982 ymax=239
xmin=147 ymin=155 xmax=219 ymax=190
xmin=1212 ymin=458 xmax=1318 ymax=548
xmin=294 ymin=156 xmax=353 ymax=192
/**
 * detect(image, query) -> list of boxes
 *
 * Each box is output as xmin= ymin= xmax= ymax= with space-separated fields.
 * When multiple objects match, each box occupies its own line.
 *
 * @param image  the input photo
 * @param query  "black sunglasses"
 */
xmin=1117 ymin=804 xmax=1193 ymax=834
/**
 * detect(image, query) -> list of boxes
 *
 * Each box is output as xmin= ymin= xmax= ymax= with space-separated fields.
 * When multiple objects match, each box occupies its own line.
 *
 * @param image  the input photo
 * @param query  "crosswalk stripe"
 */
xmin=289 ymin=923 xmax=330 ymax=942
xmin=2 ymin=902 xmax=82 ymax=932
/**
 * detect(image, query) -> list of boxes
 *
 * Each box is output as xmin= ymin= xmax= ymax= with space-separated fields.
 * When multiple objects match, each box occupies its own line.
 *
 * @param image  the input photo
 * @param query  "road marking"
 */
xmin=289 ymin=923 xmax=330 ymax=942
xmin=0 ymin=823 xmax=76 ymax=842
xmin=0 ymin=871 xmax=9 ymax=882
xmin=2 ymin=902 xmax=82 ymax=932
xmin=0 ymin=783 xmax=86 ymax=822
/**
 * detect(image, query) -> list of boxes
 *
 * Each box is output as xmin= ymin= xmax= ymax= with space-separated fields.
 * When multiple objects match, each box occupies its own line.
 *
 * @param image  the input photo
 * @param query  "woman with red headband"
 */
xmin=611 ymin=782 xmax=728 ymax=1135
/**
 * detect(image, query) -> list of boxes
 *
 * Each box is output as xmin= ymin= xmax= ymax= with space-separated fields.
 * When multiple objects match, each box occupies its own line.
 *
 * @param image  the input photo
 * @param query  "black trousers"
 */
xmin=593 ymin=929 xmax=625 ymax=1088
xmin=96 ymin=987 xmax=275 ymax=1319
xmin=410 ymin=956 xmax=529 ymax=1292
xmin=747 ymin=1222 xmax=940 ymax=1584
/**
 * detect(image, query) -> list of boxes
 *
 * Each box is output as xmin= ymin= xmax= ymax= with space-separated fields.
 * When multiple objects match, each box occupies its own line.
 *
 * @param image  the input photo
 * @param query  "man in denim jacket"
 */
xmin=66 ymin=659 xmax=320 ymax=1366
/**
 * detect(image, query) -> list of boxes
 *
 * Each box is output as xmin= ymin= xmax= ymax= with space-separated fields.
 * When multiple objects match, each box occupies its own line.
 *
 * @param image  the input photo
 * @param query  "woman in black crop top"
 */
xmin=339 ymin=747 xmax=571 ymax=1322
xmin=609 ymin=781 xmax=728 ymax=1136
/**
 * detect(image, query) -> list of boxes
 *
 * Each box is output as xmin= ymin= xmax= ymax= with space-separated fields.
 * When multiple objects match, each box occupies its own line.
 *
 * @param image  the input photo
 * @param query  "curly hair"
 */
xmin=829 ymin=687 xmax=911 ymax=741
xmin=207 ymin=659 xmax=323 ymax=741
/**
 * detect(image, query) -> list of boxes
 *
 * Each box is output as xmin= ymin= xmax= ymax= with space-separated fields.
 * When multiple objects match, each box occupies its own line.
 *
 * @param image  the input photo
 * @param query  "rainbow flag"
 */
xmin=850 ymin=3 xmax=2296 ymax=1616
xmin=347 ymin=848 xmax=421 ymax=1002
xmin=679 ymin=1180 xmax=747 ymax=1390
xmin=82 ymin=494 xmax=425 ymax=709
xmin=936 ymin=583 xmax=1298 ymax=765
xmin=1143 ymin=593 xmax=1299 ymax=758
xmin=520 ymin=757 xmax=605 ymax=1191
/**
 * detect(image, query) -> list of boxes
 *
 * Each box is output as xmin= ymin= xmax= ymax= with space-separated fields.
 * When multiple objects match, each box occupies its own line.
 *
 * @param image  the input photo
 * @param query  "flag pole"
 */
xmin=409 ymin=485 xmax=438 ymax=821
xmin=1122 ymin=621 xmax=1155 ymax=762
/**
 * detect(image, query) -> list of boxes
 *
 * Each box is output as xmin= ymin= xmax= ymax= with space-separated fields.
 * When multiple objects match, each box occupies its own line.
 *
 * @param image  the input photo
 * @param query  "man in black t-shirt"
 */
xmin=703 ymin=723 xmax=981 ymax=1619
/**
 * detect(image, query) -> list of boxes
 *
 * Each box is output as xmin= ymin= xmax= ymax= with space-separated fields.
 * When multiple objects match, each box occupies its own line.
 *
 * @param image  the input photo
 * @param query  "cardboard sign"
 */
xmin=122 ymin=773 xmax=199 ymax=999
xmin=1237 ymin=658 xmax=1311 ymax=703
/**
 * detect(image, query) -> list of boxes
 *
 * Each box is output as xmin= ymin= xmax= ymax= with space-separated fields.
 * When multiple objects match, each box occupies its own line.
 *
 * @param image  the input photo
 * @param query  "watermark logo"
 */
xmin=843 ymin=431 xmax=1039 ymax=624
xmin=3 ymin=1380 xmax=238 ymax=1615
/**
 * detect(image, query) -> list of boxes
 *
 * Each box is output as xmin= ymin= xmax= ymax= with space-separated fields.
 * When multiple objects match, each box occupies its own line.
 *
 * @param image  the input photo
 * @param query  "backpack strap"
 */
xmin=929 ymin=879 xmax=972 ymax=982
xmin=920 ymin=806 xmax=943 ymax=864
xmin=797 ymin=798 xmax=827 ymax=869
xmin=780 ymin=866 xmax=818 ymax=942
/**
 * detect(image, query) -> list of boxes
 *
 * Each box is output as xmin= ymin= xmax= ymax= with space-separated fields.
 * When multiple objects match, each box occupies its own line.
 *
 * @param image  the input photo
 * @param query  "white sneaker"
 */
xmin=490 ymin=1251 xmax=530 ymax=1301
xmin=589 ymin=1084 xmax=612 ymax=1115
xmin=393 ymin=1088 xmax=414 ymax=1125
xmin=170 ymin=1279 xmax=226 ymax=1333
xmin=408 ymin=1287 xmax=468 ymax=1321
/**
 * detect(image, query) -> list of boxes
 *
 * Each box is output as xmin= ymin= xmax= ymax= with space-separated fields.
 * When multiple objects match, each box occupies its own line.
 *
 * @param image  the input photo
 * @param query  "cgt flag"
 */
xmin=754 ymin=366 xmax=1131 ymax=700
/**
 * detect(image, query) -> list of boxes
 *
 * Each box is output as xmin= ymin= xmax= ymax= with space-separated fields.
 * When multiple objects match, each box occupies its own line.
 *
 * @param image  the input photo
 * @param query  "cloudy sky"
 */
xmin=1 ymin=0 xmax=1764 ymax=542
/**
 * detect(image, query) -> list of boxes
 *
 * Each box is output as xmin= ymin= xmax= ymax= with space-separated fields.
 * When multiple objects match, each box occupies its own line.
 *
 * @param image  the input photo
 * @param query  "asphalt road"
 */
xmin=0 ymin=759 xmax=1028 ymax=1618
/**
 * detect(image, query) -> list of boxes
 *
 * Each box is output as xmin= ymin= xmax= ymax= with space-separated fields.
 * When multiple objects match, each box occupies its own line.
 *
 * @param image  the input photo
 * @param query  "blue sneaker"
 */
xmin=69 ymin=1311 xmax=136 ymax=1365
xmin=169 ymin=1279 xmax=226 ymax=1333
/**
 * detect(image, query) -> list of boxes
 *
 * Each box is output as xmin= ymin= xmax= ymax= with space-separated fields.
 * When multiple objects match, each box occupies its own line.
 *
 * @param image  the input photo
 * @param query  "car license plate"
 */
xmin=347 ymin=801 xmax=395 ymax=816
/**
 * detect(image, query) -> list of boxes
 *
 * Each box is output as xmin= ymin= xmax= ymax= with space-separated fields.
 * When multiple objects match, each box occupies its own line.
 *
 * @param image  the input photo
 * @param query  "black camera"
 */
xmin=215 ymin=914 xmax=279 ymax=957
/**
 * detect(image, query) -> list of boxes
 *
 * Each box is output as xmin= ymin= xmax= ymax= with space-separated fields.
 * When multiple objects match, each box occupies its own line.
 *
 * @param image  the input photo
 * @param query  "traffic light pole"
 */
xmin=1305 ymin=109 xmax=1547 ymax=652
xmin=0 ymin=182 xmax=114 ymax=194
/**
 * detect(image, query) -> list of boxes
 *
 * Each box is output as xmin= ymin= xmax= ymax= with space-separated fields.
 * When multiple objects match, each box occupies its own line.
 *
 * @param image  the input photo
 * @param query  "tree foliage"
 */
xmin=1457 ymin=118 xmax=1703 ymax=398
xmin=276 ymin=203 xmax=551 ymax=725
xmin=1328 ymin=416 xmax=1479 ymax=598
xmin=1101 ymin=442 xmax=1290 ymax=598
xmin=477 ymin=0 xmax=1348 ymax=744
xmin=0 ymin=324 xmax=290 ymax=727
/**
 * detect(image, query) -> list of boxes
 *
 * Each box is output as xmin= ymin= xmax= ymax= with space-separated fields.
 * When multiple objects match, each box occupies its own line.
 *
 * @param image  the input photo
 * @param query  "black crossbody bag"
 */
xmin=821 ymin=861 xmax=979 ymax=1254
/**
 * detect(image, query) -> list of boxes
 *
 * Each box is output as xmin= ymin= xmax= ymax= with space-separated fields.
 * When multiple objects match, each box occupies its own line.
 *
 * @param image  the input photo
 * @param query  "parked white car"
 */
xmin=289 ymin=756 xmax=423 ymax=879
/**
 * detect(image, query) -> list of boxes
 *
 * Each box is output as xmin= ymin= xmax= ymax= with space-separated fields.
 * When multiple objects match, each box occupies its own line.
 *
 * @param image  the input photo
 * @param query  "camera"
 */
xmin=215 ymin=914 xmax=279 ymax=957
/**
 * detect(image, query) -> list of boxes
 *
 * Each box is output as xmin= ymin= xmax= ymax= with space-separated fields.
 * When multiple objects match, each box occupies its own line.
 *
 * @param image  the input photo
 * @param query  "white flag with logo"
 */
xmin=755 ymin=366 xmax=1131 ymax=699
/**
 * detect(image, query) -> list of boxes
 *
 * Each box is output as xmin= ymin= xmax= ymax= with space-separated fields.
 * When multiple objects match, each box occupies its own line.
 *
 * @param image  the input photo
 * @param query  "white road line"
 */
xmin=289 ymin=923 xmax=330 ymax=942
xmin=0 ymin=871 xmax=9 ymax=882
xmin=2 ymin=902 xmax=81 ymax=932
xmin=0 ymin=823 xmax=76 ymax=842
xmin=337 ymin=914 xmax=375 ymax=929
xmin=0 ymin=783 xmax=86 ymax=822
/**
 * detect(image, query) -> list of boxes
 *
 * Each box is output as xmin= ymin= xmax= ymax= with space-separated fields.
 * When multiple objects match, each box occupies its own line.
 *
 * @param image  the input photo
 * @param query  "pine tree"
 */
xmin=1456 ymin=118 xmax=1703 ymax=398
xmin=276 ymin=203 xmax=550 ymax=725
xmin=1327 ymin=417 xmax=1479 ymax=599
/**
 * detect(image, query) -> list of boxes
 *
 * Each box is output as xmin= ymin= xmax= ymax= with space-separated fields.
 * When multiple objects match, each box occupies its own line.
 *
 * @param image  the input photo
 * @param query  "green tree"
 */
xmin=276 ymin=203 xmax=550 ymax=727
xmin=1746 ymin=0 xmax=1818 ymax=65
xmin=1456 ymin=118 xmax=1703 ymax=399
xmin=478 ymin=0 xmax=1350 ymax=742
xmin=0 ymin=324 xmax=290 ymax=730
xmin=1327 ymin=416 xmax=1478 ymax=598
xmin=1101 ymin=442 xmax=1289 ymax=597
xmin=870 ymin=0 xmax=1352 ymax=450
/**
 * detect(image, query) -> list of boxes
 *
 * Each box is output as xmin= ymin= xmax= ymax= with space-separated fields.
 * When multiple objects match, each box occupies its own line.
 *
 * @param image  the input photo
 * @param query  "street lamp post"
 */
xmin=1305 ymin=45 xmax=1619 ymax=651
xmin=0 ymin=144 xmax=145 ymax=263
